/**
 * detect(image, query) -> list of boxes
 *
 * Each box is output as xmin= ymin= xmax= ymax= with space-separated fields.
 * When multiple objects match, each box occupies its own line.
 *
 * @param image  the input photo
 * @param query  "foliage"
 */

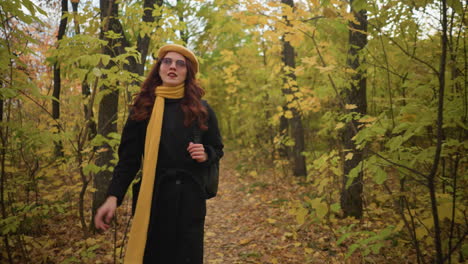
xmin=0 ymin=0 xmax=466 ymax=263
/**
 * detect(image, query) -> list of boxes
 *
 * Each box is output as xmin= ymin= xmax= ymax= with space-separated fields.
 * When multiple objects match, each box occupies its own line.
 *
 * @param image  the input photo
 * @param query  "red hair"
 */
xmin=131 ymin=57 xmax=208 ymax=130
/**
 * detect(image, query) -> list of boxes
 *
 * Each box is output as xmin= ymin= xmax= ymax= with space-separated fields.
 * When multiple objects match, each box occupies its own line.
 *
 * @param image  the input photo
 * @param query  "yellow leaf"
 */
xmin=323 ymin=7 xmax=338 ymax=18
xmin=284 ymin=32 xmax=304 ymax=47
xmin=267 ymin=218 xmax=277 ymax=224
xmin=311 ymin=198 xmax=328 ymax=219
xmin=394 ymin=220 xmax=405 ymax=232
xmin=359 ymin=116 xmax=377 ymax=123
xmin=415 ymin=226 xmax=428 ymax=240
xmin=438 ymin=204 xmax=453 ymax=220
xmin=226 ymin=86 xmax=237 ymax=94
xmin=345 ymin=153 xmax=353 ymax=160
xmin=97 ymin=147 xmax=109 ymax=153
xmin=86 ymin=238 xmax=96 ymax=245
xmin=345 ymin=104 xmax=357 ymax=109
xmin=335 ymin=122 xmax=345 ymax=130
xmin=295 ymin=66 xmax=305 ymax=76
xmin=239 ymin=238 xmax=253 ymax=245
xmin=264 ymin=30 xmax=281 ymax=41
xmin=302 ymin=56 xmax=316 ymax=66
xmin=284 ymin=110 xmax=293 ymax=119
xmin=316 ymin=65 xmax=334 ymax=73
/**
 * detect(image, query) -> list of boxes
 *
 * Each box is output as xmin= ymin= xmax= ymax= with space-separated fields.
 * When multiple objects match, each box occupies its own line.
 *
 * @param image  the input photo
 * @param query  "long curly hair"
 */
xmin=131 ymin=56 xmax=208 ymax=130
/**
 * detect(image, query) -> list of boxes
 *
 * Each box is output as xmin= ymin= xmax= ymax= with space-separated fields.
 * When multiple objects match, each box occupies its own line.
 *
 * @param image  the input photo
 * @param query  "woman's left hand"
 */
xmin=187 ymin=142 xmax=208 ymax=163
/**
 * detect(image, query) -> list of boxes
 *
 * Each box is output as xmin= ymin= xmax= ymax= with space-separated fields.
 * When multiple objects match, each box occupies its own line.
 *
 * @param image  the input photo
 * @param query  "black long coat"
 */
xmin=107 ymin=99 xmax=224 ymax=264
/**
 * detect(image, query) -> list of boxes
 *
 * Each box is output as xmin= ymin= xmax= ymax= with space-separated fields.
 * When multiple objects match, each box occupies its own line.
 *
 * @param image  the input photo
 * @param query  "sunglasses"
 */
xmin=161 ymin=57 xmax=187 ymax=68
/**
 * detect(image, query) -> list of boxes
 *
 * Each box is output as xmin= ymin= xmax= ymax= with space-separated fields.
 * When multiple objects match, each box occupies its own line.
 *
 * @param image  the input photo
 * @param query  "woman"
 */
xmin=94 ymin=44 xmax=224 ymax=264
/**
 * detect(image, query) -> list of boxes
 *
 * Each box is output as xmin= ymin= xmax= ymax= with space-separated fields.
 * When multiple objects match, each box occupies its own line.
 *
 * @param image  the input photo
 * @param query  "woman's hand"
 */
xmin=187 ymin=142 xmax=208 ymax=163
xmin=94 ymin=196 xmax=117 ymax=231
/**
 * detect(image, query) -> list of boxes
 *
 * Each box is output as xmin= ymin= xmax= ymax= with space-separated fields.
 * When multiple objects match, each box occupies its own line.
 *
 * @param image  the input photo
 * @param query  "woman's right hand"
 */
xmin=94 ymin=196 xmax=117 ymax=231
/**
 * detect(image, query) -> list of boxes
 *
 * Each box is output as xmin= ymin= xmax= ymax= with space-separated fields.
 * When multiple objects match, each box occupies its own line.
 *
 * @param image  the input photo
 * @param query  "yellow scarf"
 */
xmin=124 ymin=83 xmax=185 ymax=263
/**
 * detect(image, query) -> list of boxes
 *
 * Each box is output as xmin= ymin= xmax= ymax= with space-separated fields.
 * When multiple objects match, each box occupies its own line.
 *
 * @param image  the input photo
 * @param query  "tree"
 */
xmin=91 ymin=0 xmax=164 ymax=230
xmin=340 ymin=0 xmax=367 ymax=219
xmin=52 ymin=0 xmax=68 ymax=157
xmin=92 ymin=0 xmax=128 ymax=231
xmin=280 ymin=0 xmax=307 ymax=177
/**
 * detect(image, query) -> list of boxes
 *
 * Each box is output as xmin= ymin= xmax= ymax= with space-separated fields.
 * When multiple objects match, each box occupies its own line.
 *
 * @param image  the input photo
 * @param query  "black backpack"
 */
xmin=193 ymin=126 xmax=219 ymax=199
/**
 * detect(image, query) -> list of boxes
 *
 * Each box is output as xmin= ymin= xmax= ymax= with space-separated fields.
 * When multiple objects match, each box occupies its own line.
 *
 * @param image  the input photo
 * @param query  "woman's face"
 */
xmin=159 ymin=51 xmax=188 ymax=87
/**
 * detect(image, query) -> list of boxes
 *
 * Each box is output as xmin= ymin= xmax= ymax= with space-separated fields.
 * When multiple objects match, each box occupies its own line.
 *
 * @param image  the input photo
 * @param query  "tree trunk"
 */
xmin=92 ymin=0 xmax=127 ymax=231
xmin=52 ymin=0 xmax=68 ymax=157
xmin=427 ymin=0 xmax=448 ymax=262
xmin=71 ymin=0 xmax=80 ymax=35
xmin=280 ymin=0 xmax=307 ymax=177
xmin=340 ymin=0 xmax=367 ymax=219
xmin=123 ymin=0 xmax=163 ymax=102
xmin=0 ymin=81 xmax=13 ymax=263
xmin=135 ymin=0 xmax=163 ymax=76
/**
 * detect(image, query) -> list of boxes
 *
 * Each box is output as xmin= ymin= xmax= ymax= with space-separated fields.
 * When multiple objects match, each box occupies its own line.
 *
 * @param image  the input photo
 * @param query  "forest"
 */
xmin=0 ymin=0 xmax=466 ymax=263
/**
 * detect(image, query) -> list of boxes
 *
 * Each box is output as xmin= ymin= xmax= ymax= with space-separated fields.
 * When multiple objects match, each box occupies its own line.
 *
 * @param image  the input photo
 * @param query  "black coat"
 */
xmin=107 ymin=99 xmax=224 ymax=264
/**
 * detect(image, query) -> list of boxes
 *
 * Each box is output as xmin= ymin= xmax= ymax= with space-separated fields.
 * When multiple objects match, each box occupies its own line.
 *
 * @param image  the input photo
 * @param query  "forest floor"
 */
xmin=203 ymin=152 xmax=354 ymax=264
xmin=17 ymin=151 xmax=408 ymax=263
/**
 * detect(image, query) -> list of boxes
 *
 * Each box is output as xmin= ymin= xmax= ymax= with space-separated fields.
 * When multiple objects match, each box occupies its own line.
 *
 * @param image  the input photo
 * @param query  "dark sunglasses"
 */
xmin=161 ymin=57 xmax=186 ymax=68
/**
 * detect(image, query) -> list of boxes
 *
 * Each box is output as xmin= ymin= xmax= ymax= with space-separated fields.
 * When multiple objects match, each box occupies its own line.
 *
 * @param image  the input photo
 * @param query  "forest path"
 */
xmin=203 ymin=152 xmax=340 ymax=264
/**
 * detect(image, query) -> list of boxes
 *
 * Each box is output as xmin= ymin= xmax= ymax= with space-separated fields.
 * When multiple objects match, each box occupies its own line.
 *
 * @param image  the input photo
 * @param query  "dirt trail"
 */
xmin=203 ymin=153 xmax=332 ymax=264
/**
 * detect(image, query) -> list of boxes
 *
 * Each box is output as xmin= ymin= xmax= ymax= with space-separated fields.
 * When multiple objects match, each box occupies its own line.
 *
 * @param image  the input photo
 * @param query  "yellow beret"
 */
xmin=157 ymin=44 xmax=199 ymax=74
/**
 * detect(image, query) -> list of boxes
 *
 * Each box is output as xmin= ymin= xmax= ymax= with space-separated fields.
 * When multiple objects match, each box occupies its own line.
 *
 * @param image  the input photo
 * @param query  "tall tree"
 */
xmin=129 ymin=0 xmax=163 ymax=77
xmin=92 ymin=0 xmax=128 ymax=230
xmin=280 ymin=0 xmax=307 ymax=177
xmin=427 ymin=0 xmax=448 ymax=262
xmin=92 ymin=0 xmax=163 ymax=229
xmin=52 ymin=0 xmax=68 ymax=157
xmin=340 ymin=0 xmax=367 ymax=218
xmin=123 ymin=0 xmax=162 ymax=104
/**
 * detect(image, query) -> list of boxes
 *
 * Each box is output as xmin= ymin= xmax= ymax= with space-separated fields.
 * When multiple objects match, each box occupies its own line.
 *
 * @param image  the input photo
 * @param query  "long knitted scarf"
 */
xmin=124 ymin=83 xmax=185 ymax=263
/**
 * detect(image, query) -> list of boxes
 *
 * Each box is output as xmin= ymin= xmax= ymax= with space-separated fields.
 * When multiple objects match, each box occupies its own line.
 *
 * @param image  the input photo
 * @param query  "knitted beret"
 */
xmin=157 ymin=44 xmax=199 ymax=74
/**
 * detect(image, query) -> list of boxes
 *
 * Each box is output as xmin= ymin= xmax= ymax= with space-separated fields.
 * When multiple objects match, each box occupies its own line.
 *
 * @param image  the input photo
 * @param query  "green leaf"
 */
xmin=373 ymin=166 xmax=387 ymax=185
xmin=331 ymin=203 xmax=341 ymax=213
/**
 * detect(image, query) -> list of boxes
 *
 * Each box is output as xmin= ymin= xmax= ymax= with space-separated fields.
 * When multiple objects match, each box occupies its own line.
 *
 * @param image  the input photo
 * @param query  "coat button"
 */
xmin=175 ymin=180 xmax=181 ymax=185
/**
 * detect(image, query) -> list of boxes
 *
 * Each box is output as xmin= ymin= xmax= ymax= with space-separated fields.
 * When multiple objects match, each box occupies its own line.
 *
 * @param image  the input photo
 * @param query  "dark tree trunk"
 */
xmin=427 ymin=0 xmax=448 ymax=262
xmin=71 ymin=1 xmax=80 ymax=34
xmin=92 ymin=0 xmax=127 ymax=230
xmin=340 ymin=0 xmax=367 ymax=219
xmin=82 ymin=76 xmax=97 ymax=140
xmin=280 ymin=0 xmax=307 ymax=177
xmin=92 ymin=0 xmax=163 ymax=225
xmin=123 ymin=0 xmax=163 ymax=102
xmin=135 ymin=0 xmax=163 ymax=75
xmin=0 ymin=81 xmax=13 ymax=263
xmin=278 ymin=112 xmax=289 ymax=159
xmin=52 ymin=0 xmax=68 ymax=157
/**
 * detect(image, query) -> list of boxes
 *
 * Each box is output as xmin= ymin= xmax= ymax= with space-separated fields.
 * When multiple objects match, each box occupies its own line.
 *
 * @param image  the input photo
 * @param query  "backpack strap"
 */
xmin=193 ymin=125 xmax=202 ymax=144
